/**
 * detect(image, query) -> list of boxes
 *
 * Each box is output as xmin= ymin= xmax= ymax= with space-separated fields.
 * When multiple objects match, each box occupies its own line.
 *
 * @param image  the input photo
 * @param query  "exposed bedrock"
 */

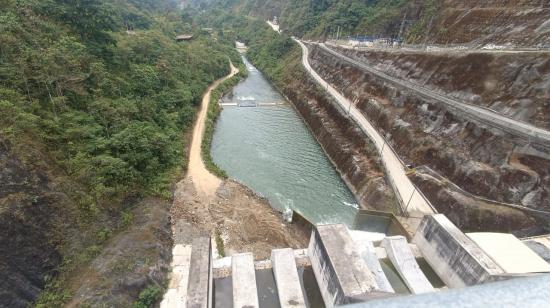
xmin=278 ymin=63 xmax=396 ymax=212
xmin=0 ymin=139 xmax=173 ymax=307
xmin=0 ymin=140 xmax=68 ymax=307
xmin=331 ymin=45 xmax=550 ymax=129
xmin=410 ymin=0 xmax=550 ymax=47
xmin=307 ymin=45 xmax=549 ymax=232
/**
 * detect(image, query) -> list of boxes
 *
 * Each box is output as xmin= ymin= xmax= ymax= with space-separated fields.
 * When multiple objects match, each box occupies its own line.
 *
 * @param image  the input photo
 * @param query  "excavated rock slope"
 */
xmin=334 ymin=46 xmax=550 ymax=129
xmin=414 ymin=0 xmax=550 ymax=47
xmin=308 ymin=45 xmax=547 ymax=233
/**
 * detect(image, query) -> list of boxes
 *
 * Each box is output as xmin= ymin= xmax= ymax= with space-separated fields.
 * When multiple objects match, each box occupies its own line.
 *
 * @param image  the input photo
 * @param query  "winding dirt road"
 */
xmin=187 ymin=63 xmax=238 ymax=197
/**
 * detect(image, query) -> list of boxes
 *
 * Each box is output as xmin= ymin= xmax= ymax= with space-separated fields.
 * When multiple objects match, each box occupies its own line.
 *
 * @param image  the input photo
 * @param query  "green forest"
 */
xmin=0 ymin=1 xmax=242 ymax=305
xmin=197 ymin=8 xmax=297 ymax=86
xmin=189 ymin=0 xmax=412 ymax=38
xmin=1 ymin=0 xmax=239 ymax=206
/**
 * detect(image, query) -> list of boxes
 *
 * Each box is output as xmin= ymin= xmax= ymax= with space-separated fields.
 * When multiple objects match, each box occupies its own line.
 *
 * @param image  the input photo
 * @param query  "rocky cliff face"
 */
xmin=335 ymin=47 xmax=550 ymax=129
xmin=308 ymin=45 xmax=547 ymax=233
xmin=0 ymin=139 xmax=172 ymax=307
xmin=407 ymin=0 xmax=550 ymax=47
xmin=0 ymin=140 xmax=74 ymax=307
xmin=275 ymin=53 xmax=396 ymax=213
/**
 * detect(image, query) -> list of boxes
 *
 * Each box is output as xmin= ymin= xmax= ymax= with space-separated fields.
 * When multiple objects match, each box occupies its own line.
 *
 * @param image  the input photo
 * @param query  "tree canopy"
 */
xmin=0 ymin=0 xmax=240 ymax=209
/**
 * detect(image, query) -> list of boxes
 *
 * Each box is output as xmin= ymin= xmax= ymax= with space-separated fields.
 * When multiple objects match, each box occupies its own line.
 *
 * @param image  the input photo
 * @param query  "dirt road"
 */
xmin=187 ymin=64 xmax=238 ymax=198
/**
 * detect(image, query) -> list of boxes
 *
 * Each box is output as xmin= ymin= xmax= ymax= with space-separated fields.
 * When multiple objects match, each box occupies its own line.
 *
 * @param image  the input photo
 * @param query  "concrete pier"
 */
xmin=382 ymin=236 xmax=434 ymax=294
xmin=353 ymin=238 xmax=394 ymax=293
xmin=308 ymin=224 xmax=384 ymax=306
xmin=232 ymin=253 xmax=259 ymax=308
xmin=413 ymin=214 xmax=505 ymax=288
xmin=271 ymin=248 xmax=307 ymax=308
xmin=161 ymin=245 xmax=192 ymax=308
xmin=187 ymin=237 xmax=212 ymax=308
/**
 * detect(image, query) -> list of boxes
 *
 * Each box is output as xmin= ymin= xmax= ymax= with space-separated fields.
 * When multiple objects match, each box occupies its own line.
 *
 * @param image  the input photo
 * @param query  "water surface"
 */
xmin=211 ymin=57 xmax=357 ymax=226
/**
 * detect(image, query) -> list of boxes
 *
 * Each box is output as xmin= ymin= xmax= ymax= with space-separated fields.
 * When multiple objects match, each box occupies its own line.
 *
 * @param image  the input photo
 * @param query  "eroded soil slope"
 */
xmin=171 ymin=178 xmax=309 ymax=260
xmin=0 ymin=140 xmax=70 ymax=307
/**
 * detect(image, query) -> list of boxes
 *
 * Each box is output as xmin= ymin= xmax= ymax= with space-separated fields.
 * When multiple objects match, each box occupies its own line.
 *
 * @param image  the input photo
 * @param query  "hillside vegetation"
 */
xmin=190 ymin=0 xmax=549 ymax=46
xmin=189 ymin=0 xmax=409 ymax=38
xmin=0 ymin=0 xmax=240 ymax=306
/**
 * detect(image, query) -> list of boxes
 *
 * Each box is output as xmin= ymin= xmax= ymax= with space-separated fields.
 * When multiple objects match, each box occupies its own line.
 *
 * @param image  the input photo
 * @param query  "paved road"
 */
xmin=317 ymin=43 xmax=550 ymax=147
xmin=295 ymin=39 xmax=435 ymax=216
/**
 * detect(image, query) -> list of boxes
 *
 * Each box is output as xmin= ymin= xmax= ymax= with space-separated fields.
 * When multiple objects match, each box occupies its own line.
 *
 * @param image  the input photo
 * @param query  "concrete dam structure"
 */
xmin=160 ymin=213 xmax=550 ymax=307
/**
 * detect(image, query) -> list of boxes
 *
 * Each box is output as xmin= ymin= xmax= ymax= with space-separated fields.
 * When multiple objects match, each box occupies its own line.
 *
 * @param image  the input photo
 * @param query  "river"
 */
xmin=211 ymin=57 xmax=358 ymax=227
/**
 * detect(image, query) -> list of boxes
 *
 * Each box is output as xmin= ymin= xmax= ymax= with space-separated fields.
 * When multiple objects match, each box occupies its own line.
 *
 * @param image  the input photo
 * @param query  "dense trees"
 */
xmin=190 ymin=0 xmax=409 ymax=38
xmin=280 ymin=0 xmax=407 ymax=38
xmin=0 ymin=0 xmax=239 ymax=209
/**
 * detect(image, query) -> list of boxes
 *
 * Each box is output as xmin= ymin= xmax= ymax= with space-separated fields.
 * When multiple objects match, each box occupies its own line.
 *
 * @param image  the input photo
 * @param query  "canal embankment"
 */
xmin=170 ymin=60 xmax=309 ymax=260
xmin=246 ymin=44 xmax=397 ymax=214
xmin=211 ymin=56 xmax=361 ymax=226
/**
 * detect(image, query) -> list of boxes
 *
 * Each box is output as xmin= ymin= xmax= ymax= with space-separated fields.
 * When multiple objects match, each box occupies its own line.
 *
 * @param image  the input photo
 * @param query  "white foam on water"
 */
xmin=343 ymin=201 xmax=359 ymax=209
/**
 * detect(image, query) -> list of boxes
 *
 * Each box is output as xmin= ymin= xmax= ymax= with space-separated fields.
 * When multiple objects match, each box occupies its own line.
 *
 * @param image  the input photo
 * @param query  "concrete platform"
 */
xmin=161 ymin=244 xmax=192 ymax=308
xmin=187 ymin=237 xmax=212 ymax=308
xmin=353 ymin=239 xmax=394 ymax=293
xmin=308 ymin=224 xmax=384 ymax=306
xmin=232 ymin=253 xmax=259 ymax=308
xmin=523 ymin=235 xmax=550 ymax=262
xmin=382 ymin=236 xmax=434 ymax=294
xmin=413 ymin=214 xmax=505 ymax=288
xmin=467 ymin=233 xmax=550 ymax=274
xmin=271 ymin=248 xmax=307 ymax=308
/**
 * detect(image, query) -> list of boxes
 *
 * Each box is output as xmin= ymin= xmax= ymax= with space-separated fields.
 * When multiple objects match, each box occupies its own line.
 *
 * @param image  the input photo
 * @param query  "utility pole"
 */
xmin=405 ymin=188 xmax=416 ymax=215
xmin=423 ymin=16 xmax=434 ymax=50
xmin=397 ymin=13 xmax=407 ymax=44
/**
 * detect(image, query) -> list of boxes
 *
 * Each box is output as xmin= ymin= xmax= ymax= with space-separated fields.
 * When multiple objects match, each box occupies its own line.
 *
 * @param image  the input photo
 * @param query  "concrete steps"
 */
xmin=164 ymin=221 xmax=469 ymax=308
xmin=354 ymin=238 xmax=395 ymax=293
xmin=161 ymin=245 xmax=192 ymax=308
xmin=381 ymin=236 xmax=434 ymax=294
xmin=232 ymin=253 xmax=259 ymax=308
xmin=309 ymin=224 xmax=387 ymax=306
xmin=271 ymin=248 xmax=307 ymax=308
xmin=187 ymin=238 xmax=212 ymax=308
xmin=161 ymin=224 xmax=421 ymax=308
xmin=161 ymin=215 xmax=550 ymax=307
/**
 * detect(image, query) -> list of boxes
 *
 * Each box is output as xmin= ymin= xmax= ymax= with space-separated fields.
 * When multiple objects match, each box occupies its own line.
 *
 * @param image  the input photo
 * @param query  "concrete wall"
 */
xmin=187 ymin=237 xmax=212 ymax=308
xmin=412 ymin=214 xmax=505 ymax=288
xmin=308 ymin=224 xmax=386 ymax=306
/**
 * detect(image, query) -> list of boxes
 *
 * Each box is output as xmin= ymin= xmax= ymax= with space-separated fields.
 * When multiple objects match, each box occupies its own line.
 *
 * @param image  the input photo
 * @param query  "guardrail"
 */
xmin=319 ymin=43 xmax=550 ymax=149
xmin=326 ymin=40 xmax=550 ymax=53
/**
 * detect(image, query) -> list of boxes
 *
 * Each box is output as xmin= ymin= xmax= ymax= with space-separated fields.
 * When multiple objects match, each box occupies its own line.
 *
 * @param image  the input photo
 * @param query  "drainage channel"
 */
xmin=213 ymin=266 xmax=325 ymax=308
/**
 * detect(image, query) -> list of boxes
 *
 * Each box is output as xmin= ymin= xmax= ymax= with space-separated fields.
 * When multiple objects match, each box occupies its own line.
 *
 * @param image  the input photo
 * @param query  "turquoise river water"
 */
xmin=211 ymin=57 xmax=357 ymax=226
